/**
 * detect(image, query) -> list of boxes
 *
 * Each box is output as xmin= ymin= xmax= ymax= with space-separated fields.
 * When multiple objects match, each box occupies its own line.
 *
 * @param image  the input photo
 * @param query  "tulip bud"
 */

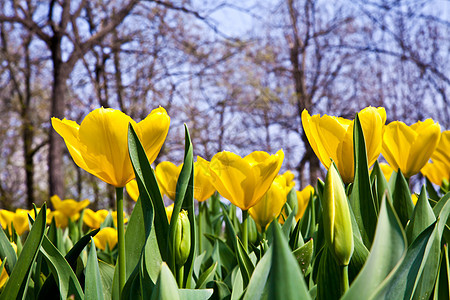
xmin=322 ymin=163 xmax=354 ymax=266
xmin=175 ymin=210 xmax=191 ymax=265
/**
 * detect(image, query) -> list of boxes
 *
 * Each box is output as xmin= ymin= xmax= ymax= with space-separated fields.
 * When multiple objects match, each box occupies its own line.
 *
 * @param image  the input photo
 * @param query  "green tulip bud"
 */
xmin=322 ymin=163 xmax=354 ymax=266
xmin=175 ymin=210 xmax=191 ymax=266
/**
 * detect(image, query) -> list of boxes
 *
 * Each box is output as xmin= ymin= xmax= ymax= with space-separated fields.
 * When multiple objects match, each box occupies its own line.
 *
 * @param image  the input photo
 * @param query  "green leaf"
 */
xmin=405 ymin=186 xmax=436 ymax=244
xmin=178 ymin=289 xmax=214 ymax=300
xmin=195 ymin=262 xmax=217 ymax=289
xmin=1 ymin=204 xmax=46 ymax=300
xmin=432 ymin=191 xmax=450 ymax=217
xmin=243 ymin=246 xmax=272 ymax=300
xmin=370 ymin=160 xmax=390 ymax=211
xmin=281 ymin=203 xmax=297 ymax=239
xmin=85 ymin=238 xmax=104 ymax=300
xmin=342 ymin=194 xmax=406 ymax=300
xmin=151 ymin=263 xmax=180 ymax=300
xmin=348 ymin=234 xmax=369 ymax=283
xmin=293 ymin=239 xmax=313 ymax=275
xmin=392 ymin=170 xmax=414 ymax=228
xmin=317 ymin=246 xmax=341 ymax=300
xmin=433 ymin=245 xmax=449 ymax=300
xmin=268 ymin=222 xmax=311 ymax=300
xmin=128 ymin=123 xmax=168 ymax=260
xmin=349 ymin=113 xmax=377 ymax=247
xmin=39 ymin=236 xmax=84 ymax=300
xmin=0 ymin=224 xmax=17 ymax=274
xmin=426 ymin=177 xmax=440 ymax=202
xmin=98 ymin=260 xmax=115 ymax=300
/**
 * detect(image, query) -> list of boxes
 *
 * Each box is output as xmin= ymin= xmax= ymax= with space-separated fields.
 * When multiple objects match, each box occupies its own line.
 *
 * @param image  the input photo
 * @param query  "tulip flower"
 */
xmin=174 ymin=210 xmax=191 ymax=266
xmin=382 ymin=119 xmax=440 ymax=178
xmin=93 ymin=227 xmax=118 ymax=251
xmin=281 ymin=170 xmax=296 ymax=189
xmin=83 ymin=209 xmax=109 ymax=229
xmin=295 ymin=185 xmax=315 ymax=222
xmin=0 ymin=209 xmax=39 ymax=235
xmin=51 ymin=107 xmax=170 ymax=188
xmin=421 ymin=160 xmax=450 ymax=187
xmin=302 ymin=107 xmax=386 ymax=183
xmin=378 ymin=162 xmax=395 ymax=182
xmin=249 ymin=175 xmax=291 ymax=232
xmin=430 ymin=130 xmax=450 ymax=165
xmin=194 ymin=156 xmax=216 ymax=202
xmin=166 ymin=204 xmax=174 ymax=223
xmin=322 ymin=163 xmax=354 ymax=266
xmin=50 ymin=195 xmax=90 ymax=218
xmin=209 ymin=150 xmax=284 ymax=211
xmin=155 ymin=161 xmax=183 ymax=201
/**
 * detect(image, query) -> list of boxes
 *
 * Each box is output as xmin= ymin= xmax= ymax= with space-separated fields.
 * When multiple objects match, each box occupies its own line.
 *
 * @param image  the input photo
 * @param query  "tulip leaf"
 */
xmin=432 ymin=191 xmax=450 ymax=217
xmin=317 ymin=246 xmax=342 ymax=300
xmin=349 ymin=113 xmax=377 ymax=247
xmin=128 ymin=124 xmax=168 ymax=260
xmin=290 ymin=218 xmax=304 ymax=250
xmin=281 ymin=203 xmax=297 ymax=238
xmin=342 ymin=194 xmax=406 ymax=300
xmin=243 ymin=247 xmax=272 ymax=300
xmin=151 ymin=263 xmax=180 ymax=300
xmin=433 ymin=245 xmax=449 ymax=300
xmin=370 ymin=160 xmax=390 ymax=211
xmin=178 ymin=289 xmax=214 ymax=300
xmin=293 ymin=238 xmax=313 ymax=275
xmin=348 ymin=233 xmax=369 ymax=282
xmin=98 ymin=260 xmax=115 ymax=300
xmin=426 ymin=177 xmax=440 ymax=202
xmin=1 ymin=204 xmax=46 ymax=300
xmin=392 ymin=170 xmax=414 ymax=228
xmin=268 ymin=222 xmax=311 ymax=300
xmin=39 ymin=236 xmax=84 ymax=300
xmin=85 ymin=238 xmax=104 ymax=300
xmin=0 ymin=223 xmax=17 ymax=274
xmin=300 ymin=191 xmax=316 ymax=240
xmin=406 ymin=185 xmax=436 ymax=245
xmin=195 ymin=262 xmax=217 ymax=289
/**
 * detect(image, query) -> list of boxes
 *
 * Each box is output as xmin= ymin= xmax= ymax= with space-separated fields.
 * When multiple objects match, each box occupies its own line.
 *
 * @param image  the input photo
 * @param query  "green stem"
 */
xmin=198 ymin=202 xmax=203 ymax=254
xmin=177 ymin=264 xmax=184 ymax=288
xmin=116 ymin=187 xmax=126 ymax=298
xmin=242 ymin=209 xmax=249 ymax=252
xmin=341 ymin=264 xmax=349 ymax=295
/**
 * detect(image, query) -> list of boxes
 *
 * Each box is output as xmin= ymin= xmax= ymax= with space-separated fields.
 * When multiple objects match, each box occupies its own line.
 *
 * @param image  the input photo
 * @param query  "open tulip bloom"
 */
xmin=302 ymin=106 xmax=386 ymax=183
xmin=52 ymin=106 xmax=170 ymax=296
xmin=382 ymin=119 xmax=440 ymax=178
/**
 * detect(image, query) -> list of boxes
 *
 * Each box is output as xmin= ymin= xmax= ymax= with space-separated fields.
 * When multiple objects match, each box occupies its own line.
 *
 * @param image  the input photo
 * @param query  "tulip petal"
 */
xmin=335 ymin=127 xmax=354 ymax=183
xmin=136 ymin=107 xmax=170 ymax=165
xmin=194 ymin=156 xmax=215 ymax=202
xmin=382 ymin=121 xmax=416 ymax=173
xmin=155 ymin=161 xmax=182 ymax=200
xmin=431 ymin=130 xmax=450 ymax=165
xmin=421 ymin=160 xmax=450 ymax=186
xmin=302 ymin=110 xmax=333 ymax=168
xmin=359 ymin=107 xmax=386 ymax=166
xmin=78 ymin=108 xmax=136 ymax=187
xmin=243 ymin=151 xmax=270 ymax=165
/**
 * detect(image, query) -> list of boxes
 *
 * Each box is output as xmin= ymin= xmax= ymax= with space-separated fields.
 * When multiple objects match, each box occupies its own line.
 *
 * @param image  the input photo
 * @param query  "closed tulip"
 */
xmin=209 ymin=150 xmax=284 ymax=211
xmin=322 ymin=163 xmax=354 ymax=266
xmin=249 ymin=175 xmax=291 ymax=232
xmin=155 ymin=161 xmax=183 ymax=201
xmin=93 ymin=227 xmax=118 ymax=251
xmin=194 ymin=156 xmax=216 ymax=202
xmin=52 ymin=107 xmax=170 ymax=187
xmin=302 ymin=107 xmax=386 ymax=183
xmin=382 ymin=119 xmax=440 ymax=178
xmin=295 ymin=185 xmax=315 ymax=222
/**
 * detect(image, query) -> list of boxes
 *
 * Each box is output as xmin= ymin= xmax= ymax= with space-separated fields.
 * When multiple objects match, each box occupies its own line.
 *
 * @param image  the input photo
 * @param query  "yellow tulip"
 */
xmin=280 ymin=170 xmax=296 ymax=191
xmin=0 ymin=209 xmax=36 ymax=235
xmin=0 ymin=210 xmax=15 ymax=233
xmin=83 ymin=209 xmax=109 ymax=229
xmin=155 ymin=161 xmax=183 ymax=201
xmin=431 ymin=130 xmax=450 ymax=165
xmin=125 ymin=179 xmax=139 ymax=202
xmin=378 ymin=162 xmax=395 ymax=182
xmin=302 ymin=107 xmax=386 ymax=183
xmin=166 ymin=203 xmax=174 ymax=223
xmin=93 ymin=227 xmax=118 ymax=250
xmin=249 ymin=175 xmax=291 ymax=232
xmin=382 ymin=119 xmax=441 ymax=178
xmin=50 ymin=195 xmax=90 ymax=218
xmin=421 ymin=160 xmax=450 ymax=187
xmin=295 ymin=185 xmax=315 ymax=222
xmin=52 ymin=107 xmax=170 ymax=187
xmin=194 ymin=156 xmax=216 ymax=202
xmin=209 ymin=150 xmax=284 ymax=211
xmin=323 ymin=163 xmax=353 ymax=266
xmin=0 ymin=258 xmax=8 ymax=288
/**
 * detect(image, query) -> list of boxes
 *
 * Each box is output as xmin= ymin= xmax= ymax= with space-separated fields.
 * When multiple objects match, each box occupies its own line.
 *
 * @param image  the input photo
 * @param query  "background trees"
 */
xmin=0 ymin=0 xmax=448 ymax=209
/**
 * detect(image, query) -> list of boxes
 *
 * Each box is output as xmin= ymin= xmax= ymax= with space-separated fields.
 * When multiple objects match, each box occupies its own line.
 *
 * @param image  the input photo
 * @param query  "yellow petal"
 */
xmin=378 ymin=163 xmax=395 ymax=182
xmin=209 ymin=151 xmax=256 ymax=210
xmin=165 ymin=203 xmax=174 ymax=223
xmin=243 ymin=151 xmax=270 ymax=165
xmin=48 ymin=210 xmax=69 ymax=228
xmin=51 ymin=118 xmax=89 ymax=171
xmin=382 ymin=121 xmax=416 ymax=173
xmin=359 ymin=107 xmax=386 ymax=166
xmin=78 ymin=108 xmax=137 ymax=187
xmin=194 ymin=156 xmax=216 ymax=202
xmin=155 ymin=161 xmax=182 ymax=201
xmin=126 ymin=179 xmax=140 ymax=202
xmin=421 ymin=160 xmax=450 ymax=186
xmin=335 ymin=126 xmax=354 ymax=183
xmin=0 ymin=257 xmax=8 ymax=288
xmin=93 ymin=227 xmax=118 ymax=250
xmin=0 ymin=210 xmax=15 ymax=231
xmin=136 ymin=107 xmax=171 ymax=165
xmin=83 ymin=209 xmax=109 ymax=229
xmin=432 ymin=131 xmax=450 ymax=165
xmin=13 ymin=209 xmax=30 ymax=235
xmin=51 ymin=196 xmax=90 ymax=218
xmin=406 ymin=119 xmax=440 ymax=178
xmin=295 ymin=185 xmax=315 ymax=222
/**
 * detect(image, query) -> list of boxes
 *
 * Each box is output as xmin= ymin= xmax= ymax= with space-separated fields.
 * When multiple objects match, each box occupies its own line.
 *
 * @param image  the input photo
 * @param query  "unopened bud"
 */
xmin=175 ymin=210 xmax=191 ymax=265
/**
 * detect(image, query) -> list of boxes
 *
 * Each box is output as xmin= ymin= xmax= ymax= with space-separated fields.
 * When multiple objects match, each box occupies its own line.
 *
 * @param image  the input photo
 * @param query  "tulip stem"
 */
xmin=116 ymin=187 xmax=126 ymax=298
xmin=341 ymin=264 xmax=349 ymax=295
xmin=242 ymin=209 xmax=249 ymax=252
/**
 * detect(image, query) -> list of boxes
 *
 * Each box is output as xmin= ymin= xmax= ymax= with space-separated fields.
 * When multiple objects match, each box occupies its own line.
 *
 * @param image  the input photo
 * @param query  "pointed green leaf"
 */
xmin=392 ymin=170 xmax=413 ymax=227
xmin=342 ymin=194 xmax=406 ymax=300
xmin=178 ymin=289 xmax=214 ymax=300
xmin=244 ymin=247 xmax=272 ymax=300
xmin=293 ymin=239 xmax=313 ymax=275
xmin=317 ymin=246 xmax=342 ymax=299
xmin=433 ymin=245 xmax=449 ymax=300
xmin=349 ymin=114 xmax=377 ymax=247
xmin=0 ymin=225 xmax=17 ymax=274
xmin=151 ymin=263 xmax=180 ymax=300
xmin=406 ymin=186 xmax=436 ymax=244
xmin=85 ymin=238 xmax=104 ymax=300
xmin=98 ymin=260 xmax=115 ymax=300
xmin=370 ymin=160 xmax=390 ymax=212
xmin=195 ymin=262 xmax=217 ymax=289
xmin=426 ymin=177 xmax=440 ymax=202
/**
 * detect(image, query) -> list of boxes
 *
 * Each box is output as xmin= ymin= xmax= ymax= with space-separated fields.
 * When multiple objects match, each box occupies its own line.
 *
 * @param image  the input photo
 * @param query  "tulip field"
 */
xmin=0 ymin=106 xmax=449 ymax=299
